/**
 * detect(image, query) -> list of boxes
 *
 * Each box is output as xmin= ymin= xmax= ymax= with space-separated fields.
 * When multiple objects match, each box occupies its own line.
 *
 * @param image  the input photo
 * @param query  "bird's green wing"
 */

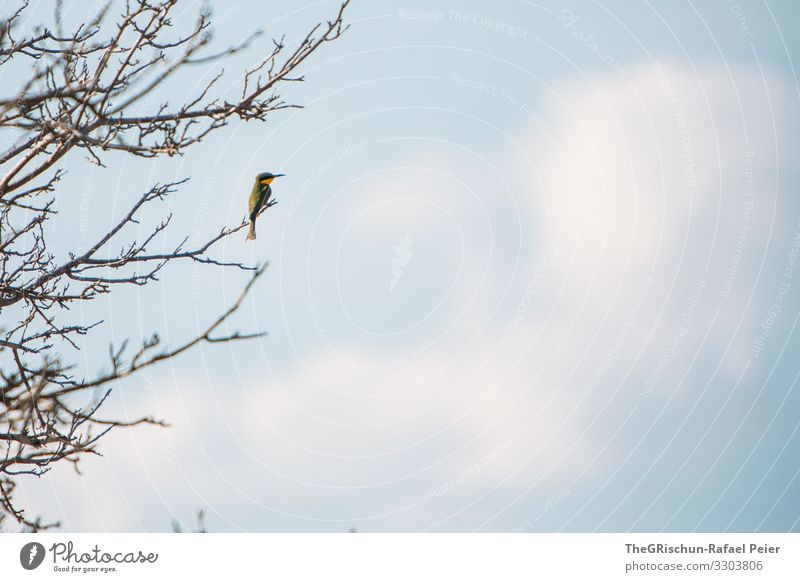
xmin=248 ymin=182 xmax=264 ymax=219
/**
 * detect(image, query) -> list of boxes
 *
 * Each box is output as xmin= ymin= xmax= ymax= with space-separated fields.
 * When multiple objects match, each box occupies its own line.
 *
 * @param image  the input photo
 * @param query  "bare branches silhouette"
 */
xmin=0 ymin=0 xmax=349 ymax=530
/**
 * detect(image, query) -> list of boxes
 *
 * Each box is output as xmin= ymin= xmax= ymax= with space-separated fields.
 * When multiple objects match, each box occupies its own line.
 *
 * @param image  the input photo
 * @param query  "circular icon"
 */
xmin=20 ymin=542 xmax=46 ymax=570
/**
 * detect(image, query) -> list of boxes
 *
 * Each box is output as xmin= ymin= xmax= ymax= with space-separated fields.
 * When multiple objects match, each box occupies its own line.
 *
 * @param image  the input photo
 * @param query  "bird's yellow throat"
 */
xmin=260 ymin=178 xmax=274 ymax=185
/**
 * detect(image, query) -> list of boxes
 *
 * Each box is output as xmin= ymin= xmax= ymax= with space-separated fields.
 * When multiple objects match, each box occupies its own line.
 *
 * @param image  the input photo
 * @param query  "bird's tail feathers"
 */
xmin=246 ymin=220 xmax=256 ymax=241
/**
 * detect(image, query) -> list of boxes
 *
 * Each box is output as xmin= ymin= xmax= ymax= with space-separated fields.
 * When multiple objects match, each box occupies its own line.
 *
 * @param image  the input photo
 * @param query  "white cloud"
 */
xmin=16 ymin=62 xmax=799 ymax=531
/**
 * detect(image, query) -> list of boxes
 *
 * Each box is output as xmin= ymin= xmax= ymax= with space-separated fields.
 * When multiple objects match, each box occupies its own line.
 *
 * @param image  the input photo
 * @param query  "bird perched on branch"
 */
xmin=246 ymin=171 xmax=285 ymax=241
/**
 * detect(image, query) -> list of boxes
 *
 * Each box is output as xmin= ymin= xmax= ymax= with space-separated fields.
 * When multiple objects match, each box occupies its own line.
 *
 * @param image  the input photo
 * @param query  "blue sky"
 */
xmin=11 ymin=0 xmax=800 ymax=531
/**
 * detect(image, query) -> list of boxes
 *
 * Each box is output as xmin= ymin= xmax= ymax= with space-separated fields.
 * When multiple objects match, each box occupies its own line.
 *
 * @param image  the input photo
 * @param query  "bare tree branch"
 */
xmin=0 ymin=0 xmax=349 ymax=530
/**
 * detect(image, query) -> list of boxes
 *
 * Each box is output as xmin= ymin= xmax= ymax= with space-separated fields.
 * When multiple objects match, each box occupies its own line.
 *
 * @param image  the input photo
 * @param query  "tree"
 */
xmin=0 ymin=0 xmax=349 ymax=530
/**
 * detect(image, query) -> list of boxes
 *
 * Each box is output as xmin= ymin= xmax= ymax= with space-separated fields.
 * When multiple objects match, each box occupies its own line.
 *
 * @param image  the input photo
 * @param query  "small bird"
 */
xmin=246 ymin=171 xmax=284 ymax=241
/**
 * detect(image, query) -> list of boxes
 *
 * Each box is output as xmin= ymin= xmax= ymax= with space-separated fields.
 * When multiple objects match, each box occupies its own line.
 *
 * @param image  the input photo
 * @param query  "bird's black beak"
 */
xmin=273 ymin=173 xmax=286 ymax=178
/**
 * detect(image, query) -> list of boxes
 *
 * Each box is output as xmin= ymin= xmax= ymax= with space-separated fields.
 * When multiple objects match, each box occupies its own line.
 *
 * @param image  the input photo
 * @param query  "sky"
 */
xmin=9 ymin=0 xmax=800 ymax=532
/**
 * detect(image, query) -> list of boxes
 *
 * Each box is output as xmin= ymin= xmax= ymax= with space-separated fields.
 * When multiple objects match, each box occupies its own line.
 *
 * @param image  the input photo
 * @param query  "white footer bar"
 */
xmin=2 ymin=533 xmax=798 ymax=581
